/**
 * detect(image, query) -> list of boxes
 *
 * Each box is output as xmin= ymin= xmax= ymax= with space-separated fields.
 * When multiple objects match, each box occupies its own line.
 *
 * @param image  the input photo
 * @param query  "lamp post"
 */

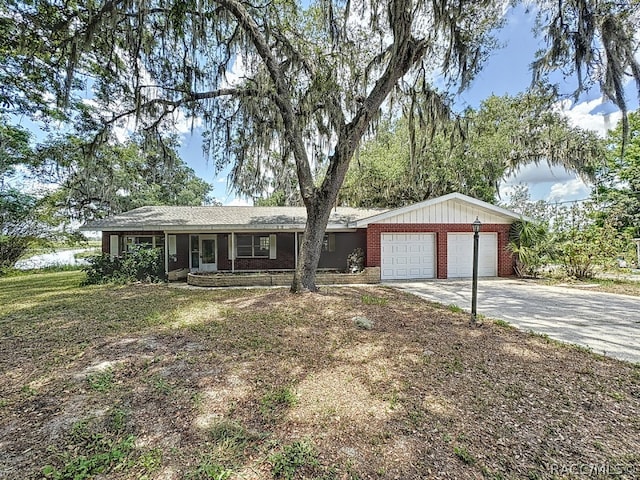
xmin=471 ymin=217 xmax=482 ymax=323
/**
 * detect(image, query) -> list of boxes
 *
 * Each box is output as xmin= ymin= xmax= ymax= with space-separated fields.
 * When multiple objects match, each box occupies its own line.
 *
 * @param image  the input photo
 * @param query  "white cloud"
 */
xmin=224 ymin=197 xmax=253 ymax=206
xmin=547 ymin=177 xmax=589 ymax=203
xmin=558 ymin=97 xmax=622 ymax=137
xmin=501 ymin=166 xmax=592 ymax=202
xmin=6 ymin=165 xmax=60 ymax=197
xmin=499 ymin=184 xmax=517 ymax=197
xmin=172 ymin=109 xmax=202 ymax=135
xmin=500 ymin=94 xmax=623 ymax=202
xmin=217 ymin=176 xmax=227 ymax=184
xmin=219 ymin=54 xmax=248 ymax=89
xmin=94 ymin=103 xmax=201 ymax=143
xmin=504 ymin=163 xmax=576 ymax=186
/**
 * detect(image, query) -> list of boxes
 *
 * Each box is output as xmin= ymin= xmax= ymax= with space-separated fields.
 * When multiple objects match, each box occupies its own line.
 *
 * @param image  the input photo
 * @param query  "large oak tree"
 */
xmin=341 ymin=90 xmax=604 ymax=207
xmin=3 ymin=0 xmax=639 ymax=291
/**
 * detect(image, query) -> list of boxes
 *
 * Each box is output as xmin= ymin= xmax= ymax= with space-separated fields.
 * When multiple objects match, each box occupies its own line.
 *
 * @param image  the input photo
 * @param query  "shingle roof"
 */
xmin=81 ymin=205 xmax=387 ymax=232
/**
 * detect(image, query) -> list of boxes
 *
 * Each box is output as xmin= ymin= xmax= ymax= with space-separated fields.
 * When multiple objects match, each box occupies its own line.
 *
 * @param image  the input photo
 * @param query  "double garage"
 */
xmin=355 ymin=193 xmax=520 ymax=281
xmin=379 ymin=232 xmax=498 ymax=280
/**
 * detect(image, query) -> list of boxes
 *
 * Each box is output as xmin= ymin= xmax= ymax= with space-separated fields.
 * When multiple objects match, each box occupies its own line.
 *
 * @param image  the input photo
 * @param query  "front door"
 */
xmin=199 ymin=235 xmax=218 ymax=272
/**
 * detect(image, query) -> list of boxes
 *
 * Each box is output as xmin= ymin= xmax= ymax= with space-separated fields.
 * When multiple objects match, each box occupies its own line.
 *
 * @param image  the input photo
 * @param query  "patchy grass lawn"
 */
xmin=1 ymin=272 xmax=639 ymax=480
xmin=543 ymin=277 xmax=640 ymax=297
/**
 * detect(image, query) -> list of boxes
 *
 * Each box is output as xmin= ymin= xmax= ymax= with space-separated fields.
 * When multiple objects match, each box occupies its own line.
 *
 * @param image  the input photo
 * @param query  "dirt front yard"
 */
xmin=1 ymin=272 xmax=639 ymax=479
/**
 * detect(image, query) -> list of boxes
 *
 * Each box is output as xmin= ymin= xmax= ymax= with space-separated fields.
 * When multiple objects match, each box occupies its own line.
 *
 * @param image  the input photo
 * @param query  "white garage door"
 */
xmin=447 ymin=233 xmax=497 ymax=278
xmin=381 ymin=233 xmax=436 ymax=280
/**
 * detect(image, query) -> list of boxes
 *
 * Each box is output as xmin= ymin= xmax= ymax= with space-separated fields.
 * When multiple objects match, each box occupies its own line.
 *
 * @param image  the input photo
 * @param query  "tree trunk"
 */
xmin=291 ymin=200 xmax=335 ymax=292
xmin=290 ymin=127 xmax=361 ymax=292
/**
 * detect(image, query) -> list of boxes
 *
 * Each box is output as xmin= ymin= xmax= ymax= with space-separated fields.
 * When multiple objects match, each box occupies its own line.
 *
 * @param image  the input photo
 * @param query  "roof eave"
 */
xmin=80 ymin=222 xmax=362 ymax=232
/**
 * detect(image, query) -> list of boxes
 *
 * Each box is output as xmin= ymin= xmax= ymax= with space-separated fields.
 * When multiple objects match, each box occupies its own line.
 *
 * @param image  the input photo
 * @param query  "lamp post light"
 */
xmin=471 ymin=217 xmax=482 ymax=323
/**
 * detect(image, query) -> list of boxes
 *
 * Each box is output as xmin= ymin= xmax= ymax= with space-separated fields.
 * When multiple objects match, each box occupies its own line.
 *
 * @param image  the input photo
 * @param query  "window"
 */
xmin=236 ymin=235 xmax=270 ymax=258
xmin=125 ymin=235 xmax=164 ymax=251
xmin=322 ymin=234 xmax=336 ymax=252
xmin=297 ymin=233 xmax=336 ymax=252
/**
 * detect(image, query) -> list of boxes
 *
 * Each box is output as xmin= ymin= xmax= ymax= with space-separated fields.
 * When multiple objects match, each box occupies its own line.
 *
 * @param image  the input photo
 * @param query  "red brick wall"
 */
xmin=496 ymin=228 xmax=513 ymax=277
xmin=366 ymin=223 xmax=514 ymax=278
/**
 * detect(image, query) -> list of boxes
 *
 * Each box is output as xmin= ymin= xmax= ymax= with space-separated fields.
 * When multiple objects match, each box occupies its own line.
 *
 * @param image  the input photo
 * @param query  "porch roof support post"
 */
xmin=231 ymin=232 xmax=235 ymax=273
xmin=294 ymin=232 xmax=298 ymax=269
xmin=164 ymin=231 xmax=169 ymax=278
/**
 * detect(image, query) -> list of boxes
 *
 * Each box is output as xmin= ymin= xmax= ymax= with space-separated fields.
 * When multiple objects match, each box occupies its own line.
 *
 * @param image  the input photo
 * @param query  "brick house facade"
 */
xmin=84 ymin=193 xmax=524 ymax=281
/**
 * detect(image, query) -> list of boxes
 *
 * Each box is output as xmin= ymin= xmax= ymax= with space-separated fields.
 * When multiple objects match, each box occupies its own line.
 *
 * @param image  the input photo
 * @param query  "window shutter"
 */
xmin=269 ymin=234 xmax=277 ymax=259
xmin=109 ymin=235 xmax=119 ymax=258
xmin=168 ymin=235 xmax=177 ymax=255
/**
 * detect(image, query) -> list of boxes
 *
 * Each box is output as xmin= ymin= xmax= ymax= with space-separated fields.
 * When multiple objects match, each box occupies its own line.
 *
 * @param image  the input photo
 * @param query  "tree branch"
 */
xmin=214 ymin=0 xmax=315 ymax=202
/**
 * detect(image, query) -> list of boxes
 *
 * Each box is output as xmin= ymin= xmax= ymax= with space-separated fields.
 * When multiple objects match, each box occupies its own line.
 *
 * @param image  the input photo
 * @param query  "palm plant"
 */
xmin=507 ymin=220 xmax=554 ymax=278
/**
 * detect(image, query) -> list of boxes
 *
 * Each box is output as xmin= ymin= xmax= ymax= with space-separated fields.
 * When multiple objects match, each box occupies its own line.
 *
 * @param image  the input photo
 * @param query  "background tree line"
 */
xmin=501 ymin=111 xmax=640 ymax=279
xmin=0 ymin=114 xmax=212 ymax=270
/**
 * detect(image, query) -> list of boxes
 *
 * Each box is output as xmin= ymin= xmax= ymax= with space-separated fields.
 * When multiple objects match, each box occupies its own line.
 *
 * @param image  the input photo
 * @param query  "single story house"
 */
xmin=82 ymin=192 xmax=524 ymax=281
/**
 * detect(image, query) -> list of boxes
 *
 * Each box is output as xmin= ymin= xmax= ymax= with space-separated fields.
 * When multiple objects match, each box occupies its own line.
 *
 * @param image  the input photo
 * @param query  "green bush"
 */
xmin=83 ymin=247 xmax=165 ymax=285
xmin=554 ymin=223 xmax=632 ymax=279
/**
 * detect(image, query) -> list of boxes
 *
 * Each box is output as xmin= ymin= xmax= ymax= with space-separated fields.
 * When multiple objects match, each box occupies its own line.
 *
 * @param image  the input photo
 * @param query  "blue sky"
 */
xmin=177 ymin=4 xmax=637 ymax=206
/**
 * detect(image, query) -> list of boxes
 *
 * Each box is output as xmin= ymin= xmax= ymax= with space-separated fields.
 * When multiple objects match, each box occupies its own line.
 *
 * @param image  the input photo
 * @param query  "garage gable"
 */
xmin=354 ymin=192 xmax=525 ymax=227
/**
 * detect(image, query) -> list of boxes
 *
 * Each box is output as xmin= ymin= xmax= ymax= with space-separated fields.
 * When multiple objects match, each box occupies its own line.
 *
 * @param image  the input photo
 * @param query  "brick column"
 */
xmin=436 ymin=230 xmax=447 ymax=279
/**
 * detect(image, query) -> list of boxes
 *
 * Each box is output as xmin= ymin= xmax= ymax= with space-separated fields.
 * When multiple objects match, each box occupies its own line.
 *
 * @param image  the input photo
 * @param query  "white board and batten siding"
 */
xmin=447 ymin=233 xmax=497 ymax=278
xmin=381 ymin=233 xmax=436 ymax=280
xmin=376 ymin=200 xmax=511 ymax=225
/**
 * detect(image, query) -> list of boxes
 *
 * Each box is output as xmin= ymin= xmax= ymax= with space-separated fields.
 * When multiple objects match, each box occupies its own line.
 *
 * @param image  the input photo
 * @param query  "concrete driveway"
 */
xmin=388 ymin=278 xmax=640 ymax=364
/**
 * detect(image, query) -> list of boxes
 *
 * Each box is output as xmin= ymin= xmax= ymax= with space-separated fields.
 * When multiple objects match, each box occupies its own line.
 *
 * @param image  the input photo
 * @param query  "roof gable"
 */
xmin=354 ymin=193 xmax=527 ymax=226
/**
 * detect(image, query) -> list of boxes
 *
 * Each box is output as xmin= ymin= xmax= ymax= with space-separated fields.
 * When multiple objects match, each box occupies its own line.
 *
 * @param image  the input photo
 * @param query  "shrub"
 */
xmin=346 ymin=248 xmax=365 ymax=273
xmin=554 ymin=223 xmax=632 ymax=279
xmin=0 ymin=235 xmax=32 ymax=271
xmin=83 ymin=247 xmax=165 ymax=285
xmin=549 ymin=202 xmax=635 ymax=279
